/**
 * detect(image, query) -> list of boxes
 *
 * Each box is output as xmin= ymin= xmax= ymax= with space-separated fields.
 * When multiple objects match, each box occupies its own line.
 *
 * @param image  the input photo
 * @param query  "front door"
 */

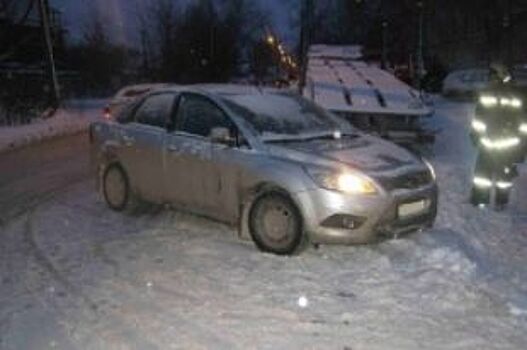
xmin=165 ymin=93 xmax=237 ymax=217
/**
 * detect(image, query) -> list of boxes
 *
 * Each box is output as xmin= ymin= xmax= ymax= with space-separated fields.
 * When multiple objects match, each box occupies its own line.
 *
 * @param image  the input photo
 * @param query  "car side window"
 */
xmin=177 ymin=94 xmax=233 ymax=138
xmin=134 ymin=93 xmax=175 ymax=128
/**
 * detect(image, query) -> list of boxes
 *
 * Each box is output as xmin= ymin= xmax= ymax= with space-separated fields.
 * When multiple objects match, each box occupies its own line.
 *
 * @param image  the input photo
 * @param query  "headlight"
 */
xmin=471 ymin=119 xmax=487 ymax=133
xmin=520 ymin=123 xmax=527 ymax=134
xmin=306 ymin=167 xmax=377 ymax=195
xmin=422 ymin=159 xmax=436 ymax=180
xmin=481 ymin=137 xmax=520 ymax=150
xmin=479 ymin=95 xmax=498 ymax=107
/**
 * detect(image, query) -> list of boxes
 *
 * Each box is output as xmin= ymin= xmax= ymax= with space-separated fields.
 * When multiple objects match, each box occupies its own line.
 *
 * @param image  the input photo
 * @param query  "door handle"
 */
xmin=167 ymin=145 xmax=179 ymax=152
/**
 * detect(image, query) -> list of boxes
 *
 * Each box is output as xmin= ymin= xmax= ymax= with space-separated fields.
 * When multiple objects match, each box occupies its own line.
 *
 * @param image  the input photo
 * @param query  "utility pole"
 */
xmin=140 ymin=29 xmax=148 ymax=76
xmin=298 ymin=0 xmax=314 ymax=94
xmin=379 ymin=0 xmax=388 ymax=70
xmin=38 ymin=0 xmax=60 ymax=110
xmin=381 ymin=20 xmax=388 ymax=70
xmin=416 ymin=1 xmax=425 ymax=92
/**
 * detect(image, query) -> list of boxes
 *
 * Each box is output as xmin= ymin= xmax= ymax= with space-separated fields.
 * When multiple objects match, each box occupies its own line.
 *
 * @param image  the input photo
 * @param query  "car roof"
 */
xmin=115 ymin=83 xmax=170 ymax=97
xmin=146 ymin=83 xmax=288 ymax=99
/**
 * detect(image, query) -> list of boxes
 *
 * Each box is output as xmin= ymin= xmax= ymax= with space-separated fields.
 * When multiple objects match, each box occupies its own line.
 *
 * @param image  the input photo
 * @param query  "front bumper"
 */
xmin=293 ymin=184 xmax=438 ymax=245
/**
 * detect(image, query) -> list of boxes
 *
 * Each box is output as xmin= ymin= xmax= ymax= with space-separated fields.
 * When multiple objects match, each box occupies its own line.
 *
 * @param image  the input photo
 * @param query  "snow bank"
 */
xmin=0 ymin=99 xmax=106 ymax=154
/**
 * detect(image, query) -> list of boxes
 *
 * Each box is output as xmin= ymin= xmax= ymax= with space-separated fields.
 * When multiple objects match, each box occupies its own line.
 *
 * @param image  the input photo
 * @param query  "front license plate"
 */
xmin=398 ymin=200 xmax=429 ymax=218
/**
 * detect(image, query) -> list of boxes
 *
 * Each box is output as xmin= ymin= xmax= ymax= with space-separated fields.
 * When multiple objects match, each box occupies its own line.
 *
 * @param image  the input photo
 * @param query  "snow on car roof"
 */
xmin=305 ymin=46 xmax=432 ymax=117
xmin=193 ymin=83 xmax=286 ymax=96
xmin=114 ymin=83 xmax=171 ymax=98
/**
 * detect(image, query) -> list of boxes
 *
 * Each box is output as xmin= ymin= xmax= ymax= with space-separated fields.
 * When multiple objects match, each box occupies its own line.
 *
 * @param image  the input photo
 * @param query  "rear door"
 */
xmin=119 ymin=92 xmax=176 ymax=202
xmin=164 ymin=93 xmax=236 ymax=216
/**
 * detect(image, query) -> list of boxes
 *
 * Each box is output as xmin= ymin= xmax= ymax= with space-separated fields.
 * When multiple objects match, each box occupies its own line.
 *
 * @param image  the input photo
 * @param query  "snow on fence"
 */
xmin=0 ymin=99 xmax=106 ymax=153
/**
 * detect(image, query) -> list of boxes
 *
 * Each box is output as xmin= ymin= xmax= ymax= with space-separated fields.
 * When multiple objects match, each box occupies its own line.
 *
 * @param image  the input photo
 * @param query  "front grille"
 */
xmin=376 ymin=170 xmax=432 ymax=191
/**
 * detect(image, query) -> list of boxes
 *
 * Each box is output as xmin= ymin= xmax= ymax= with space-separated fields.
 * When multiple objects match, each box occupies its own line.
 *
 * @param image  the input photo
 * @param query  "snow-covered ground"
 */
xmin=0 ymin=99 xmax=106 ymax=154
xmin=1 ymin=98 xmax=527 ymax=349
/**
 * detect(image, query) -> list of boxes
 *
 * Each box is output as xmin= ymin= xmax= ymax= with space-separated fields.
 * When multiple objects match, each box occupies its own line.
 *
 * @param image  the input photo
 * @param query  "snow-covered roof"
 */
xmin=305 ymin=46 xmax=432 ymax=117
xmin=309 ymin=45 xmax=363 ymax=60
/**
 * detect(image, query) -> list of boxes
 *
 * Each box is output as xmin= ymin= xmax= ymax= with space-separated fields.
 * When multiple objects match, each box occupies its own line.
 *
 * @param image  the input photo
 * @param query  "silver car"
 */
xmin=90 ymin=84 xmax=438 ymax=255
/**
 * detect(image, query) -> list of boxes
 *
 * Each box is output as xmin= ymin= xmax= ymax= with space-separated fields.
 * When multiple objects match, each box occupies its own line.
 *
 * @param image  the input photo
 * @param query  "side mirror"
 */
xmin=210 ymin=127 xmax=234 ymax=146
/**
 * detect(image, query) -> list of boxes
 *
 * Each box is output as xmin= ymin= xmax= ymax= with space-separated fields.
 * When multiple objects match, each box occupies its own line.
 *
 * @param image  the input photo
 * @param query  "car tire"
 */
xmin=102 ymin=163 xmax=140 ymax=213
xmin=248 ymin=192 xmax=306 ymax=255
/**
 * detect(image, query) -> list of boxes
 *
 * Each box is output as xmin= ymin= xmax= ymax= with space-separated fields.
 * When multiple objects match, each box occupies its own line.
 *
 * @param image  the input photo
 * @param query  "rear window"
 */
xmin=133 ymin=93 xmax=175 ymax=128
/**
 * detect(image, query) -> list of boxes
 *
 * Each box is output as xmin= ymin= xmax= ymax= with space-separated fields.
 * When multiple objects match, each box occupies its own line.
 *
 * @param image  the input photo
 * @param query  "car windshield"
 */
xmin=222 ymin=93 xmax=350 ymax=140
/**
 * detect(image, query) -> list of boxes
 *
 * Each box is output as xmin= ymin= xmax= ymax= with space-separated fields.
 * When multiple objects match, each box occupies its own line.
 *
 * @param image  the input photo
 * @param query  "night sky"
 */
xmin=50 ymin=0 xmax=296 ymax=47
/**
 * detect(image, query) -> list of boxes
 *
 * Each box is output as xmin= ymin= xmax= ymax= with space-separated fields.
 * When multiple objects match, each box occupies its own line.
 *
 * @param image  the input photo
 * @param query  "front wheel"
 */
xmin=248 ymin=192 xmax=306 ymax=255
xmin=102 ymin=163 xmax=139 ymax=213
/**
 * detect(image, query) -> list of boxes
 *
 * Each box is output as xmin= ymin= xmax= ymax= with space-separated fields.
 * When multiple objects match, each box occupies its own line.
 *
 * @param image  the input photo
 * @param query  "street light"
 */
xmin=266 ymin=35 xmax=275 ymax=45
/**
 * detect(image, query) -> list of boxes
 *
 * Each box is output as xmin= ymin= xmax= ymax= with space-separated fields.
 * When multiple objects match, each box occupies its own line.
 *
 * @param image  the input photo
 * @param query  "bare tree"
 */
xmin=0 ymin=0 xmax=37 ymax=61
xmin=66 ymin=9 xmax=129 ymax=95
xmin=137 ymin=0 xmax=269 ymax=83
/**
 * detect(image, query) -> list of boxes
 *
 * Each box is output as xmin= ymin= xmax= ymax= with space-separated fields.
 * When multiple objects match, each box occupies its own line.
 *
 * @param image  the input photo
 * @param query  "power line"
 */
xmin=37 ymin=0 xmax=60 ymax=109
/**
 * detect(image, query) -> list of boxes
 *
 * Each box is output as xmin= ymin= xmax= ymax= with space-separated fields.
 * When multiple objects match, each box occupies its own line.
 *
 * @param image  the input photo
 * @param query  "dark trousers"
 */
xmin=471 ymin=148 xmax=523 ymax=206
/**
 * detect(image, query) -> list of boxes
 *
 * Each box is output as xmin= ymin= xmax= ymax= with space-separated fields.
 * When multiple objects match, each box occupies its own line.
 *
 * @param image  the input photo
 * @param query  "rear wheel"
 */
xmin=249 ymin=192 xmax=305 ymax=255
xmin=102 ymin=163 xmax=139 ymax=213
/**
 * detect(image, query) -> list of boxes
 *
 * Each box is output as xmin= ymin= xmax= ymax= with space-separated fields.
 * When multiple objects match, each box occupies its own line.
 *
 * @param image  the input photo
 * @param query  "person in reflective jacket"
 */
xmin=470 ymin=63 xmax=527 ymax=208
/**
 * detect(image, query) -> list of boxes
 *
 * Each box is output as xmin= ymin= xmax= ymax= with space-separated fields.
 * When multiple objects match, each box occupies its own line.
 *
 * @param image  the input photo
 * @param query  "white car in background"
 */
xmin=442 ymin=68 xmax=489 ymax=98
xmin=443 ymin=66 xmax=527 ymax=99
xmin=104 ymin=83 xmax=168 ymax=119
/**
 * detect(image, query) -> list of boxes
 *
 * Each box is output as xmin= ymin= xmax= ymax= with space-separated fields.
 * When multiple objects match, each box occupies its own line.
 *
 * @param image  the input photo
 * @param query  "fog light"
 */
xmin=321 ymin=214 xmax=366 ymax=229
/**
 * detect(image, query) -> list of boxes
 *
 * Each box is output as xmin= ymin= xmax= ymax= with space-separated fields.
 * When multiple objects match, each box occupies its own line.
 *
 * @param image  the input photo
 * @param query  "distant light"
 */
xmin=298 ymin=295 xmax=308 ymax=308
xmin=266 ymin=35 xmax=275 ymax=45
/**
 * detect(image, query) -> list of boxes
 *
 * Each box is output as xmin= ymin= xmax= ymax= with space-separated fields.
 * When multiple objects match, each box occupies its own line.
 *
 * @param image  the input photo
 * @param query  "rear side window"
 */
xmin=134 ymin=93 xmax=175 ymax=128
xmin=123 ymin=88 xmax=150 ymax=98
xmin=177 ymin=94 xmax=233 ymax=137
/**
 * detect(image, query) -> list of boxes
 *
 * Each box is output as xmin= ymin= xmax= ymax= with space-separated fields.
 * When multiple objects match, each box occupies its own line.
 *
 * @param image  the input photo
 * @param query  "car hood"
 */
xmin=267 ymin=134 xmax=422 ymax=174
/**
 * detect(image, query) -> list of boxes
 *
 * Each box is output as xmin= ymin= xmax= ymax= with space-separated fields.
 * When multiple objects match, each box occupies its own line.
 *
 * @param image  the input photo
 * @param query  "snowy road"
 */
xmin=1 ymin=99 xmax=527 ymax=349
xmin=0 ymin=132 xmax=90 ymax=225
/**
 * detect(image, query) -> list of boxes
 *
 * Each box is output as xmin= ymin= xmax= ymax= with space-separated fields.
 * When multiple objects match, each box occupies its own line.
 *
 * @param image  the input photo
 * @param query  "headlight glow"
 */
xmin=471 ymin=119 xmax=487 ymax=133
xmin=479 ymin=95 xmax=498 ymax=107
xmin=481 ymin=137 xmax=520 ymax=150
xmin=337 ymin=173 xmax=377 ymax=194
xmin=520 ymin=123 xmax=527 ymax=134
xmin=306 ymin=168 xmax=377 ymax=195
